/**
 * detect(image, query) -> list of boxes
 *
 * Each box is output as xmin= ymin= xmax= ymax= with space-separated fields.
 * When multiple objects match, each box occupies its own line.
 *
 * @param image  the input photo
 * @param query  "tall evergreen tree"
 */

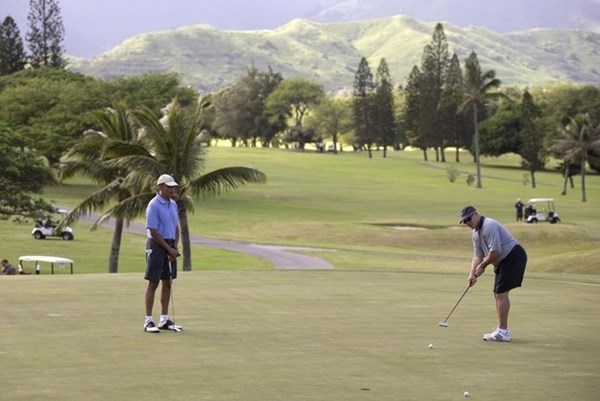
xmin=0 ymin=16 xmax=27 ymax=75
xmin=403 ymin=66 xmax=424 ymax=156
xmin=518 ymin=90 xmax=546 ymax=188
xmin=440 ymin=53 xmax=468 ymax=162
xmin=352 ymin=57 xmax=375 ymax=158
xmin=419 ymin=23 xmax=450 ymax=162
xmin=26 ymin=0 xmax=67 ymax=68
xmin=373 ymin=58 xmax=396 ymax=158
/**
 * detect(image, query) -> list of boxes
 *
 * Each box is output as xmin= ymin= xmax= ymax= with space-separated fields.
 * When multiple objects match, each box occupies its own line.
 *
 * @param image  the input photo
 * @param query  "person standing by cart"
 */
xmin=143 ymin=174 xmax=182 ymax=333
xmin=514 ymin=199 xmax=524 ymax=222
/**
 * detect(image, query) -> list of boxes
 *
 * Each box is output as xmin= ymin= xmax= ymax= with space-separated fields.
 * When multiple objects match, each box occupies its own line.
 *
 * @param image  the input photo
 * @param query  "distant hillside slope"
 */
xmin=70 ymin=15 xmax=600 ymax=93
xmin=310 ymin=0 xmax=600 ymax=33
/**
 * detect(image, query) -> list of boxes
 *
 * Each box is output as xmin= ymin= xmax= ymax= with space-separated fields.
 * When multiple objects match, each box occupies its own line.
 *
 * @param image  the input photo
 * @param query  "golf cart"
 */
xmin=525 ymin=198 xmax=561 ymax=224
xmin=31 ymin=208 xmax=74 ymax=240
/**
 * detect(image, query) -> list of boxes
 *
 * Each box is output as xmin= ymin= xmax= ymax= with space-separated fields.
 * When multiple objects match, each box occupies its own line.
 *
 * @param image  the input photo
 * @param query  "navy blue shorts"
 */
xmin=145 ymin=238 xmax=177 ymax=282
xmin=493 ymin=244 xmax=527 ymax=293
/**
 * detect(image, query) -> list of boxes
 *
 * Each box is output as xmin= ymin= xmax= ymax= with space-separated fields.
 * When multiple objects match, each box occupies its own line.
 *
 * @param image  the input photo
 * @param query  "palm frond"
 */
xmin=104 ymin=142 xmax=152 ymax=160
xmin=92 ymin=192 xmax=155 ymax=230
xmin=56 ymin=178 xmax=126 ymax=229
xmin=188 ymin=167 xmax=267 ymax=199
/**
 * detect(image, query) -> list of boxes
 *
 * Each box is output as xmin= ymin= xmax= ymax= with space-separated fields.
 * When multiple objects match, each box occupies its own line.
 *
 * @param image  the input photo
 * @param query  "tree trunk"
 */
xmin=108 ymin=219 xmax=124 ymax=273
xmin=561 ymin=162 xmax=570 ymax=195
xmin=473 ymin=106 xmax=482 ymax=188
xmin=530 ymin=170 xmax=536 ymax=189
xmin=581 ymin=154 xmax=587 ymax=202
xmin=179 ymin=206 xmax=192 ymax=271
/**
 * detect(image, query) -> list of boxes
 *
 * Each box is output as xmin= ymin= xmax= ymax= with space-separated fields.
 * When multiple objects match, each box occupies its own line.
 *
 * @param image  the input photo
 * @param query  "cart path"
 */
xmin=78 ymin=214 xmax=334 ymax=270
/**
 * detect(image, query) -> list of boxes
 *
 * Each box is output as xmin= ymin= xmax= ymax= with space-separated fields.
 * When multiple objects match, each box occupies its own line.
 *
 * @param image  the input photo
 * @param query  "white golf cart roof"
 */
xmin=528 ymin=198 xmax=555 ymax=203
xmin=18 ymin=255 xmax=74 ymax=274
xmin=19 ymin=255 xmax=74 ymax=264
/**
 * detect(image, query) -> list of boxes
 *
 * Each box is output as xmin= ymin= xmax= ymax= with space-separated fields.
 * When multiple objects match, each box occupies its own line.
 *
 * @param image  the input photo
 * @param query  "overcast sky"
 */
xmin=3 ymin=0 xmax=600 ymax=58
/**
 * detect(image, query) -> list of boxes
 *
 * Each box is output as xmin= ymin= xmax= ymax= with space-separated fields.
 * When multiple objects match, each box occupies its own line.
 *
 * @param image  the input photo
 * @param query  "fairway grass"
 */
xmin=5 ymin=147 xmax=598 ymax=275
xmin=2 ymin=271 xmax=599 ymax=401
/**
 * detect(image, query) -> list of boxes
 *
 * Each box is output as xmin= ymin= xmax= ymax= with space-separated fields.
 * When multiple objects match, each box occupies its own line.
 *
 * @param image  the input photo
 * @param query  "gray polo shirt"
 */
xmin=472 ymin=216 xmax=518 ymax=265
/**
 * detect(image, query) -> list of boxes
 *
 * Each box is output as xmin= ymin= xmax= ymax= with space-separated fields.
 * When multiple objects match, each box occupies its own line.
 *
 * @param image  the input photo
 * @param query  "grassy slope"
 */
xmin=2 ymin=147 xmax=597 ymax=276
xmin=192 ymin=147 xmax=600 ymax=275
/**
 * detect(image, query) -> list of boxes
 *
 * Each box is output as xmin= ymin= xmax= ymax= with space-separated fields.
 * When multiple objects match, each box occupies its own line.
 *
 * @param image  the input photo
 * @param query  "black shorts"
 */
xmin=493 ymin=244 xmax=527 ymax=294
xmin=145 ymin=238 xmax=177 ymax=282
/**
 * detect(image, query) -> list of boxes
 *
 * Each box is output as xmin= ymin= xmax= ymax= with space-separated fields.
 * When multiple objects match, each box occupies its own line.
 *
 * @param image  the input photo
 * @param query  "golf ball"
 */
xmin=464 ymin=391 xmax=471 ymax=397
xmin=428 ymin=343 xmax=433 ymax=349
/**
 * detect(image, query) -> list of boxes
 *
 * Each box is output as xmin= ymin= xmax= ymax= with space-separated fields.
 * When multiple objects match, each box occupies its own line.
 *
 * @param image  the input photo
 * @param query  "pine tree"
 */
xmin=518 ymin=90 xmax=546 ymax=188
xmin=404 ymin=66 xmax=425 ymax=156
xmin=373 ymin=58 xmax=396 ymax=158
xmin=440 ymin=53 xmax=467 ymax=162
xmin=352 ymin=57 xmax=375 ymax=158
xmin=0 ymin=16 xmax=27 ymax=74
xmin=26 ymin=0 xmax=67 ymax=68
xmin=419 ymin=23 xmax=450 ymax=162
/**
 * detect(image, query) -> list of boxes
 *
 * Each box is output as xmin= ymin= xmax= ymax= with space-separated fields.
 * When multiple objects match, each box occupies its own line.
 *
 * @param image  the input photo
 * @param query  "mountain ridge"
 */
xmin=308 ymin=0 xmax=600 ymax=33
xmin=70 ymin=15 xmax=600 ymax=93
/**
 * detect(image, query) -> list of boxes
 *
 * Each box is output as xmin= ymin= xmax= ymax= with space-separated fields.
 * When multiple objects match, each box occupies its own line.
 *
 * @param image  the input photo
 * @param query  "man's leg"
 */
xmin=160 ymin=278 xmax=172 ymax=316
xmin=495 ymin=291 xmax=510 ymax=330
xmin=145 ymin=281 xmax=159 ymax=316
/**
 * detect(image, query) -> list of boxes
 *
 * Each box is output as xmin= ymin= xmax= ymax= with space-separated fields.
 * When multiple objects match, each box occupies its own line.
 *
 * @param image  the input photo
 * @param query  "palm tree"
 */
xmin=59 ymin=104 xmax=142 ymax=273
xmin=552 ymin=114 xmax=600 ymax=202
xmin=458 ymin=52 xmax=505 ymax=188
xmin=104 ymin=98 xmax=267 ymax=271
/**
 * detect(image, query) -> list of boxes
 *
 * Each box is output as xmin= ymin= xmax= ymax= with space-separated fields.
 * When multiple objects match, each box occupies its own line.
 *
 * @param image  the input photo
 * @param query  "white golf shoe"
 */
xmin=144 ymin=321 xmax=160 ymax=333
xmin=483 ymin=328 xmax=511 ymax=342
xmin=159 ymin=319 xmax=182 ymax=332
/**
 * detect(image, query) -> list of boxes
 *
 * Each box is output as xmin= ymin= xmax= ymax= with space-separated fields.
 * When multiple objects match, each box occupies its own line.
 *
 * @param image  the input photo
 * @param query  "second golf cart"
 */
xmin=525 ymin=198 xmax=561 ymax=224
xmin=31 ymin=208 xmax=74 ymax=240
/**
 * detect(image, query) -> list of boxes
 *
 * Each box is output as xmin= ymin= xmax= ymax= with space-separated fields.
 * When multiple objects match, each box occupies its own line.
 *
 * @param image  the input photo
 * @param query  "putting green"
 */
xmin=2 ymin=270 xmax=598 ymax=400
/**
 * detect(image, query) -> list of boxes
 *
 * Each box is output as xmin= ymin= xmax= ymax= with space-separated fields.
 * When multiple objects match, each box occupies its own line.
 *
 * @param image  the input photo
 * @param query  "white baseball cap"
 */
xmin=156 ymin=174 xmax=178 ymax=187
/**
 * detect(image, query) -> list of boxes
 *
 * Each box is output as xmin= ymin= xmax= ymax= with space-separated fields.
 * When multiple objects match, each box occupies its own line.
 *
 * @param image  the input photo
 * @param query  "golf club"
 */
xmin=438 ymin=284 xmax=471 ymax=328
xmin=168 ymin=258 xmax=181 ymax=333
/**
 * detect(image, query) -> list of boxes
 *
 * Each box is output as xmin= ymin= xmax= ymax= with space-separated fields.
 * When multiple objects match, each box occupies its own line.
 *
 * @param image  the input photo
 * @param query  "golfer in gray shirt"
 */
xmin=459 ymin=205 xmax=527 ymax=342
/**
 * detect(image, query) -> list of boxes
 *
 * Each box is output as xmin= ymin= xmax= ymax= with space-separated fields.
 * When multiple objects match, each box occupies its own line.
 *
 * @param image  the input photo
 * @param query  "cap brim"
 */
xmin=459 ymin=214 xmax=474 ymax=224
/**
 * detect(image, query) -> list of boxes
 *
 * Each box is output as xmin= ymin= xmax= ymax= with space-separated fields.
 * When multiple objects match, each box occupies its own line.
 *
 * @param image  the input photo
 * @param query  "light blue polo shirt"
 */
xmin=146 ymin=194 xmax=179 ymax=240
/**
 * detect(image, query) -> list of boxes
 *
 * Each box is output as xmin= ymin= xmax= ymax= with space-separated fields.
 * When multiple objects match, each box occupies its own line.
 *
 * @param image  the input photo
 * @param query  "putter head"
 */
xmin=438 ymin=321 xmax=449 ymax=328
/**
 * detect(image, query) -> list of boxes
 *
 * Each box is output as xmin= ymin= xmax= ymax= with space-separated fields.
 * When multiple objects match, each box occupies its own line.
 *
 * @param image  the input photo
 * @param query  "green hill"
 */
xmin=70 ymin=15 xmax=600 ymax=92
